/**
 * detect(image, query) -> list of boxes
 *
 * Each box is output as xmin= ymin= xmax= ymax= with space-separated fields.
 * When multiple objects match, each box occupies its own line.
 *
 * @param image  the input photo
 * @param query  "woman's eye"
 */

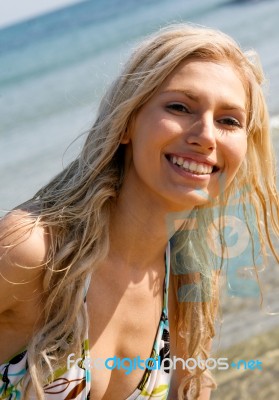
xmin=218 ymin=117 xmax=242 ymax=128
xmin=166 ymin=103 xmax=190 ymax=113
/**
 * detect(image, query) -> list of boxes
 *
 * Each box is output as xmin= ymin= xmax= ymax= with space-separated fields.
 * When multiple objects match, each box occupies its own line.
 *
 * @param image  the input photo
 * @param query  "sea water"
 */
xmin=0 ymin=0 xmax=279 ymax=210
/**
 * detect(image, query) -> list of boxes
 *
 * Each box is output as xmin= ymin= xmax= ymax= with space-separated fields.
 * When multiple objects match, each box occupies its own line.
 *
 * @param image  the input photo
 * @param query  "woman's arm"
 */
xmin=0 ymin=210 xmax=48 ymax=314
xmin=0 ymin=210 xmax=49 ymax=362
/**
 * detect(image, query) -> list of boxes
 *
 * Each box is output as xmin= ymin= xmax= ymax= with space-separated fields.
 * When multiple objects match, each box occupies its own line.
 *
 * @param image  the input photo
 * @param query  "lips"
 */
xmin=166 ymin=154 xmax=219 ymax=175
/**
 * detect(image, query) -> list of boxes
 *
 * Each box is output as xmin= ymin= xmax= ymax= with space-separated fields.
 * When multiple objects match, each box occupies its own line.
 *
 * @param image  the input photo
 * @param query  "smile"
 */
xmin=167 ymin=155 xmax=218 ymax=175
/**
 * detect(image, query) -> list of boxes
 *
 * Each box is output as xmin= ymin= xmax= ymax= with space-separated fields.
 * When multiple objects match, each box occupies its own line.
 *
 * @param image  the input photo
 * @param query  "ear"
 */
xmin=120 ymin=126 xmax=131 ymax=144
xmin=121 ymin=131 xmax=130 ymax=144
xmin=121 ymin=114 xmax=136 ymax=144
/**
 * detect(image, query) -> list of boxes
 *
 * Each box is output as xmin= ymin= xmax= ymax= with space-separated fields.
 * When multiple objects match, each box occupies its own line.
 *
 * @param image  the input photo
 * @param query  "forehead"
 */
xmin=159 ymin=59 xmax=247 ymax=108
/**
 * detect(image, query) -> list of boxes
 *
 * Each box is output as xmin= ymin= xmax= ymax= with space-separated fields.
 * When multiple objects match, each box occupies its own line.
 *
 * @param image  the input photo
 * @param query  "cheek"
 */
xmin=225 ymin=137 xmax=247 ymax=178
xmin=131 ymin=119 xmax=169 ymax=157
xmin=235 ymin=138 xmax=247 ymax=166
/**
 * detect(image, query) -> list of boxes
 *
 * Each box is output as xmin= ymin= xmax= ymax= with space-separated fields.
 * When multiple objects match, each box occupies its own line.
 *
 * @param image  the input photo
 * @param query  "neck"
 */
xmin=108 ymin=183 xmax=192 ymax=270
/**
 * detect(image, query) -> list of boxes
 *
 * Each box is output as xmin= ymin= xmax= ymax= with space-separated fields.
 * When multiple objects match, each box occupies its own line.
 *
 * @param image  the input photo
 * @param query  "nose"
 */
xmin=185 ymin=114 xmax=216 ymax=151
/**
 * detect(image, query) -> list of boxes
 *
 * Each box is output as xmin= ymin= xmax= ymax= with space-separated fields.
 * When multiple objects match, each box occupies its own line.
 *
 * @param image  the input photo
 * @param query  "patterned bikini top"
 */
xmin=0 ymin=243 xmax=171 ymax=400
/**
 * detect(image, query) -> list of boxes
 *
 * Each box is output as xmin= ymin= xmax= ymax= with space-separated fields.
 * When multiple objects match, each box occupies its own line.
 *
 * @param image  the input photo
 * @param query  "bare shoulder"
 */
xmin=0 ymin=208 xmax=49 ymax=313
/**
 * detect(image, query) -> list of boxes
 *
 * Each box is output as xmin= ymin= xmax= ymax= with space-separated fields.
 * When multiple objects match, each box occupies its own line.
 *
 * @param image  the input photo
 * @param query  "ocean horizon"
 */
xmin=1 ymin=0 xmax=279 ymax=210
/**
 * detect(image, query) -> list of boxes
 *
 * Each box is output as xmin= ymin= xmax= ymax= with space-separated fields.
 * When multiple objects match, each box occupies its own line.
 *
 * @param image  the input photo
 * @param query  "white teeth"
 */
xmin=170 ymin=156 xmax=213 ymax=175
xmin=188 ymin=161 xmax=198 ymax=172
xmin=177 ymin=157 xmax=184 ymax=166
xmin=183 ymin=160 xmax=190 ymax=169
xmin=196 ymin=164 xmax=204 ymax=173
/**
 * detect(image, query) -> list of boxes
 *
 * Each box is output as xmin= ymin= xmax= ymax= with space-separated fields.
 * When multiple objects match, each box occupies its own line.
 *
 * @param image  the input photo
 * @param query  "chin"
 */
xmin=185 ymin=186 xmax=218 ymax=205
xmin=165 ymin=191 xmax=214 ymax=213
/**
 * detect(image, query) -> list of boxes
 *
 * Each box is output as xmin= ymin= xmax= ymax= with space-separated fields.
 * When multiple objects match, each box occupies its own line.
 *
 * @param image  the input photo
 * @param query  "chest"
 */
xmin=85 ymin=268 xmax=173 ymax=400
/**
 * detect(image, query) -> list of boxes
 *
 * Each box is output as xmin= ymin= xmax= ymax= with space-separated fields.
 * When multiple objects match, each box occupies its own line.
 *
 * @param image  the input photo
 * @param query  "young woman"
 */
xmin=0 ymin=24 xmax=278 ymax=400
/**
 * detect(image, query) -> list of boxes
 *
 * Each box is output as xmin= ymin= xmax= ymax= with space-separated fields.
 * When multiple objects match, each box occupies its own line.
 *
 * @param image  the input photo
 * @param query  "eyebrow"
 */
xmin=161 ymin=89 xmax=247 ymax=116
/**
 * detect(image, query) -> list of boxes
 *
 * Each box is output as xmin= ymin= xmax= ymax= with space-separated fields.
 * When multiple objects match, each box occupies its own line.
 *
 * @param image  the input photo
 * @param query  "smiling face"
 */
xmin=122 ymin=59 xmax=248 ymax=212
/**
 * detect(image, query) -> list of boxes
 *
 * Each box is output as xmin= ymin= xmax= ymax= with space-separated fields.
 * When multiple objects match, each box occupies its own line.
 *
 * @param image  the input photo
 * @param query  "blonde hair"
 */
xmin=3 ymin=24 xmax=279 ymax=399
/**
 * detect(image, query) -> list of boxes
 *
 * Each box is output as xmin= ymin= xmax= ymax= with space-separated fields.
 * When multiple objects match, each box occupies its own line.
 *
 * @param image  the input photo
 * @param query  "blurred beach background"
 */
xmin=0 ymin=0 xmax=279 ymax=398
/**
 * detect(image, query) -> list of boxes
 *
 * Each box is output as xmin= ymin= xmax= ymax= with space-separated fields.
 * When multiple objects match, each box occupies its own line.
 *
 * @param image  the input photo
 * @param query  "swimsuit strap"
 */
xmin=84 ymin=275 xmax=91 ymax=298
xmin=163 ymin=241 xmax=171 ymax=315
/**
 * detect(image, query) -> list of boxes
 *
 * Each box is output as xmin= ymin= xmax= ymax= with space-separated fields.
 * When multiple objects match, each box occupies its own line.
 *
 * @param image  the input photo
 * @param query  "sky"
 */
xmin=0 ymin=0 xmax=84 ymax=28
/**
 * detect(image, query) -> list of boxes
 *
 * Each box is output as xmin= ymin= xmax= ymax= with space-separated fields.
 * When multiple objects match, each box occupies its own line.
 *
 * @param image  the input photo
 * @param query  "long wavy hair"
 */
xmin=2 ymin=24 xmax=279 ymax=399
